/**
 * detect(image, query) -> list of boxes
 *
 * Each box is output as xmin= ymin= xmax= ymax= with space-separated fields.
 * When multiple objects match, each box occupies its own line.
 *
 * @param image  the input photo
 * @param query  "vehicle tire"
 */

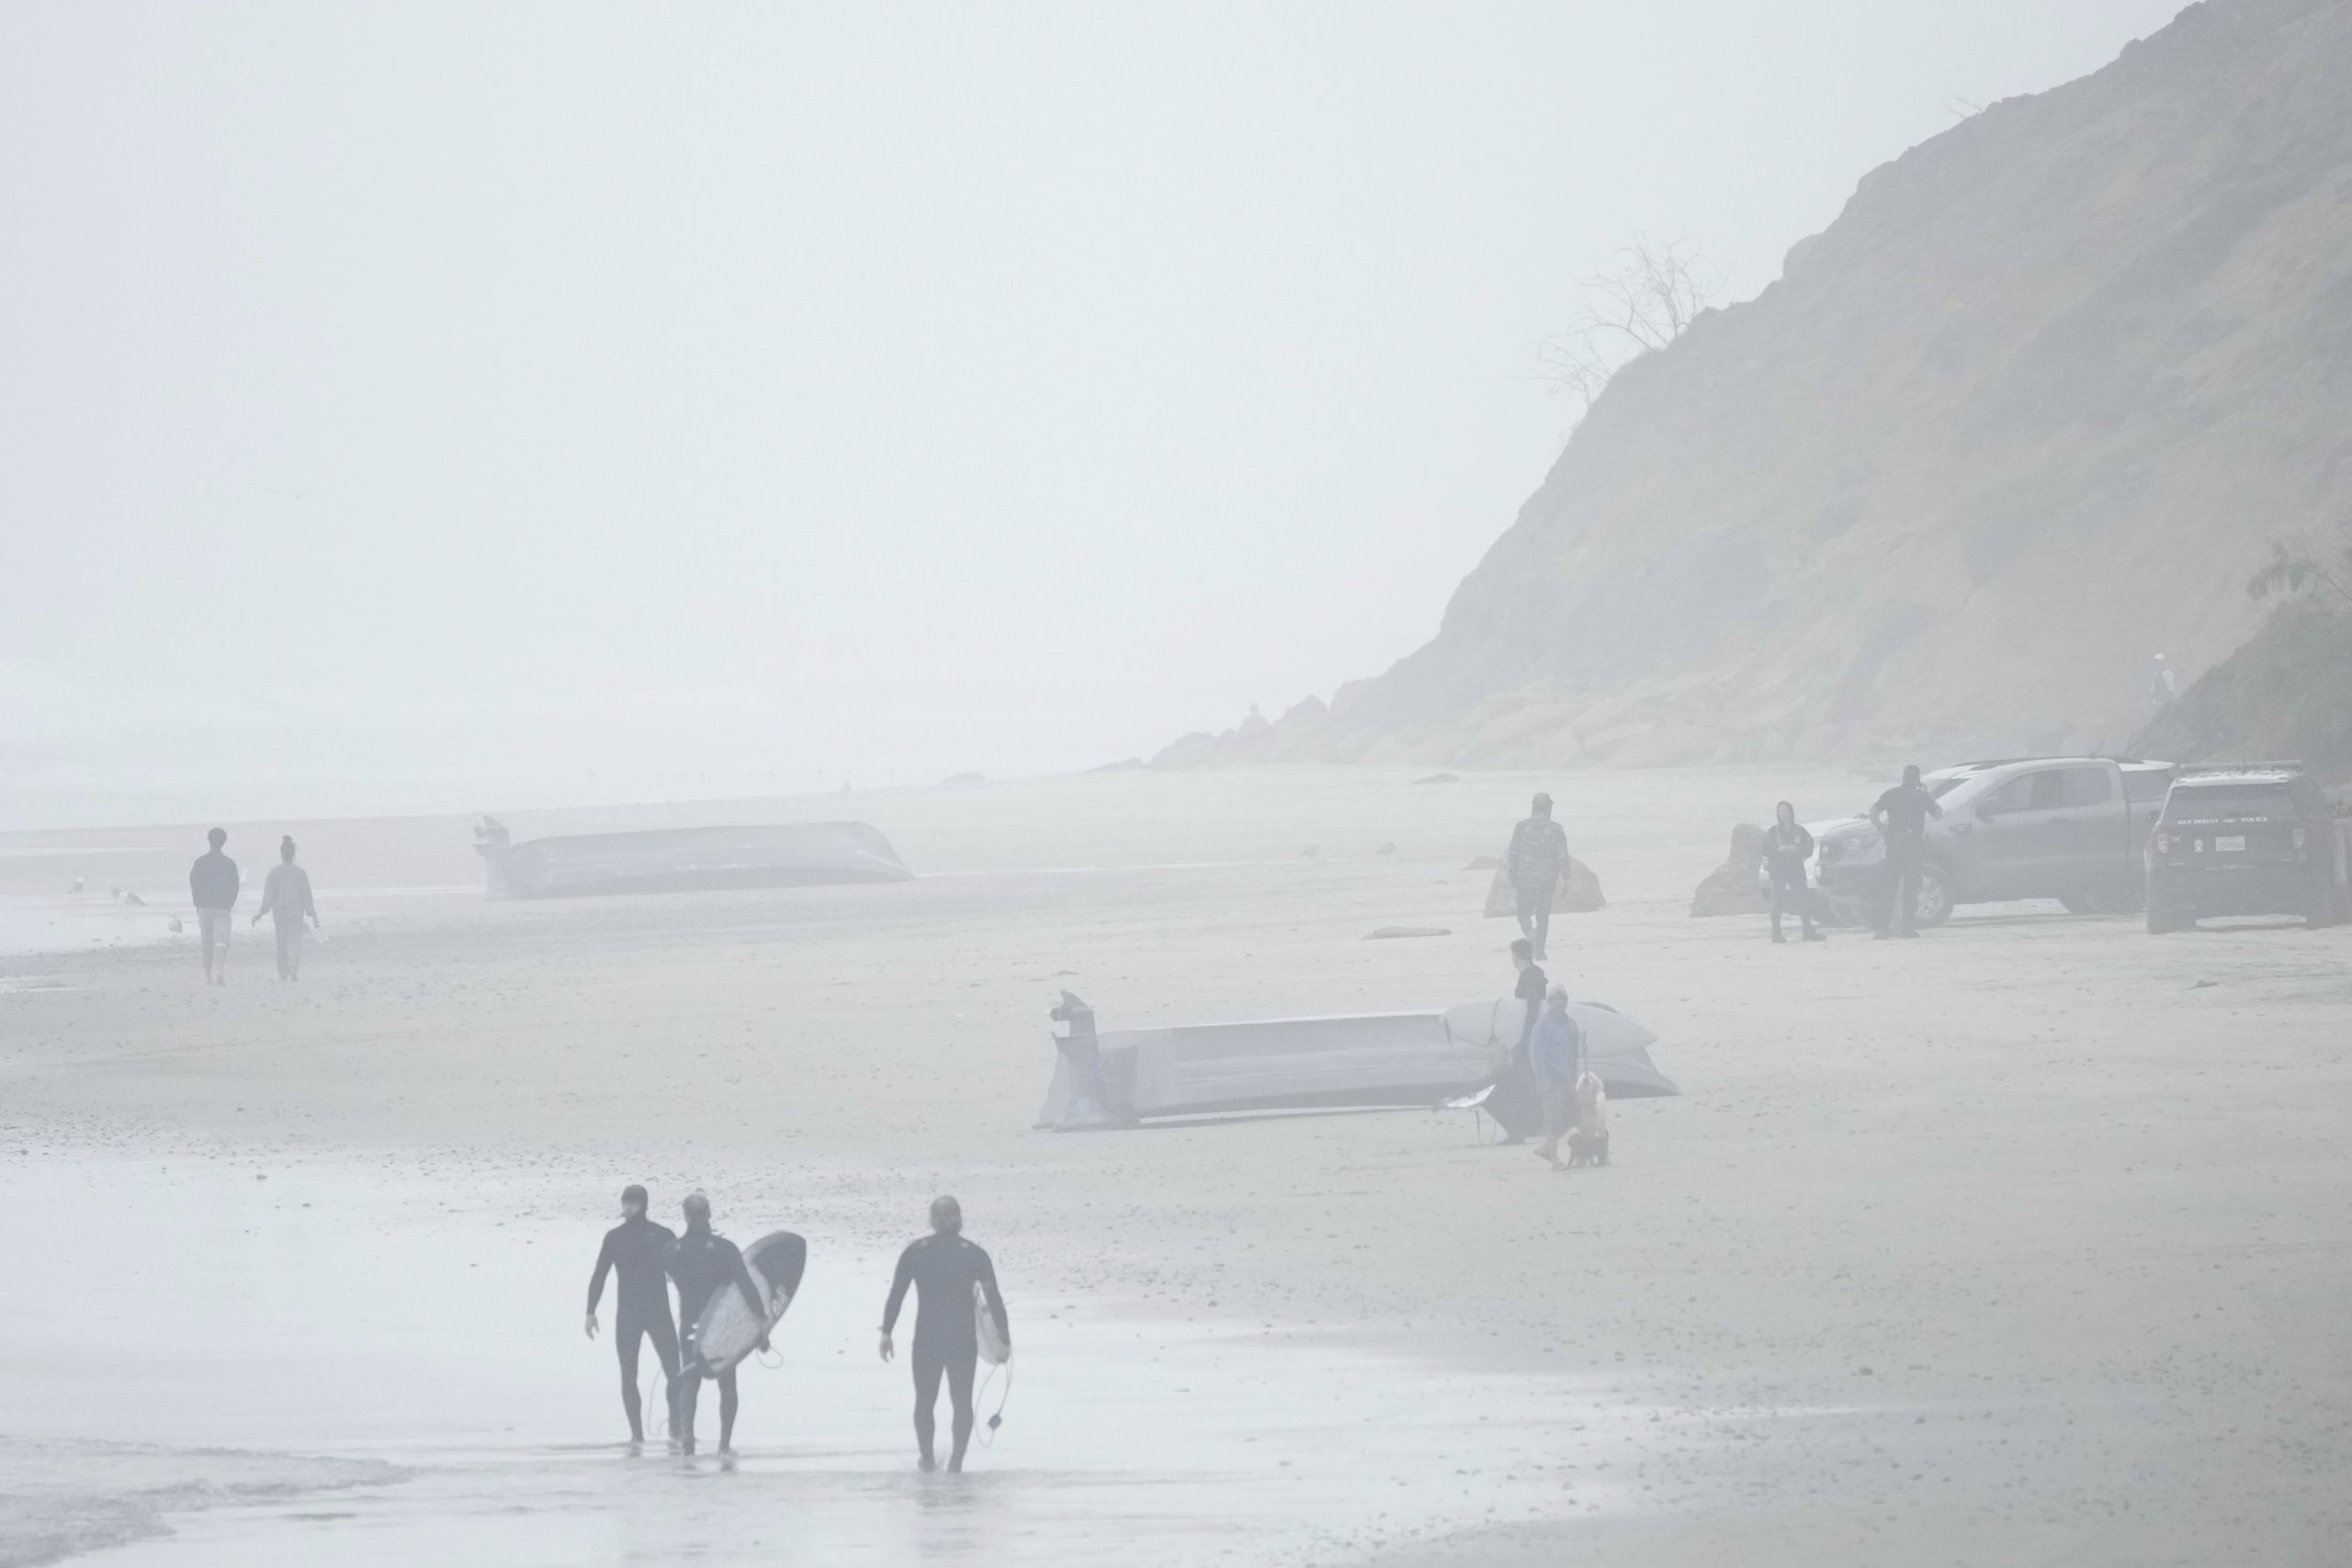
xmin=2115 ymin=874 xmax=2148 ymax=915
xmin=2059 ymin=891 xmax=2097 ymax=915
xmin=1914 ymin=863 xmax=1955 ymax=928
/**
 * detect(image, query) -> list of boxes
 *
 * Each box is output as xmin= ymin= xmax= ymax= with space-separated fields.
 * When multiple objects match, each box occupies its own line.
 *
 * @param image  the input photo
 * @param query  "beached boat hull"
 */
xmin=1034 ymin=996 xmax=1676 ymax=1128
xmin=477 ymin=823 xmax=912 ymax=900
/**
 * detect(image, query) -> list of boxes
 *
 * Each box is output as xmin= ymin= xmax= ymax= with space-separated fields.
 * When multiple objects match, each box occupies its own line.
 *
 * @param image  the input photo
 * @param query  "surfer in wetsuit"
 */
xmin=879 ymin=1195 xmax=1010 ymax=1473
xmin=666 ymin=1192 xmax=767 ymax=1457
xmin=585 ymin=1184 xmax=679 ymax=1450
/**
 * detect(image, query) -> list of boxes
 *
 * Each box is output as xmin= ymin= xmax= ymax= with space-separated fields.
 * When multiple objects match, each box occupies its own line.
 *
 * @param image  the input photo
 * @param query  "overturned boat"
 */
xmin=474 ymin=820 xmax=913 ymax=900
xmin=1035 ymin=991 xmax=1677 ymax=1130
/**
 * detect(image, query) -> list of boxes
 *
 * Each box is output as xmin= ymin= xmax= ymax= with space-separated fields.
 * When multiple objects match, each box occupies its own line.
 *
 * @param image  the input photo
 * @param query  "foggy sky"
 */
xmin=1 ymin=2 xmax=2187 ymax=827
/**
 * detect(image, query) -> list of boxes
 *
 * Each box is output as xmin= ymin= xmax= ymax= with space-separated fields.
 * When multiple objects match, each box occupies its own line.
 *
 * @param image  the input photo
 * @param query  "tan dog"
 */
xmin=1564 ymin=1070 xmax=1610 ymax=1167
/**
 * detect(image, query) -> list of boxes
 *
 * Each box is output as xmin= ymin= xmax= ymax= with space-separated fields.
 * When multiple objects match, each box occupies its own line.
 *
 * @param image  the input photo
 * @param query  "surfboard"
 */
xmin=974 ymin=1280 xmax=1009 ymax=1366
xmin=691 ymin=1230 xmax=807 ymax=1375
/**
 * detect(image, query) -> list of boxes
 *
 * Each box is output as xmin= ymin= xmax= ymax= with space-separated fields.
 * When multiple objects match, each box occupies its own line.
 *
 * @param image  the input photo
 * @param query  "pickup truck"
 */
xmin=1808 ymin=756 xmax=2177 ymax=926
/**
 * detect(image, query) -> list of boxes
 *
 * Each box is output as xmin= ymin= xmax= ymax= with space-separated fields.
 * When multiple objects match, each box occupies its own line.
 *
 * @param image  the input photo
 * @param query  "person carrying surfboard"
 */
xmin=584 ymin=1183 xmax=679 ymax=1451
xmin=879 ymin=1195 xmax=1011 ymax=1473
xmin=666 ymin=1192 xmax=767 ymax=1457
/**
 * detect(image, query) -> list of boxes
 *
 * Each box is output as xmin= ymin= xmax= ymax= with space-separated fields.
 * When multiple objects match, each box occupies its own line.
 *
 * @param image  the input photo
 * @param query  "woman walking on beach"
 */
xmin=253 ymin=836 xmax=318 ymax=980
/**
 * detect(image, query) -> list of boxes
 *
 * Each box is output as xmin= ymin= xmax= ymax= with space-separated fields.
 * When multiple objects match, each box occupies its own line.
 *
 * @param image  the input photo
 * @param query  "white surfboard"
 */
xmin=975 ymin=1280 xmax=1009 ymax=1366
xmin=692 ymin=1231 xmax=807 ymax=1375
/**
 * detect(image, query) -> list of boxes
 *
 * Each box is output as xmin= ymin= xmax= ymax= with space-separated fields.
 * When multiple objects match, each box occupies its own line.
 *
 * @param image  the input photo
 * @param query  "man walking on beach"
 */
xmin=666 ymin=1192 xmax=767 ymax=1457
xmin=1762 ymin=802 xmax=1820 ymax=943
xmin=1504 ymin=794 xmax=1570 ymax=960
xmin=1870 ymin=765 xmax=1943 ymax=939
xmin=1531 ymin=985 xmax=1584 ymax=1168
xmin=586 ymin=1184 xmax=682 ymax=1451
xmin=252 ymin=836 xmax=319 ymax=980
xmin=880 ymin=1196 xmax=1011 ymax=1474
xmin=187 ymin=828 xmax=239 ymax=985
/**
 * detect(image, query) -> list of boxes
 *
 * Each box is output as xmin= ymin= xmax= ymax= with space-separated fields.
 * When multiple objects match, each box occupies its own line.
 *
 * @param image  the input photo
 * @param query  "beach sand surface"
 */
xmin=3 ymin=765 xmax=2348 ymax=1565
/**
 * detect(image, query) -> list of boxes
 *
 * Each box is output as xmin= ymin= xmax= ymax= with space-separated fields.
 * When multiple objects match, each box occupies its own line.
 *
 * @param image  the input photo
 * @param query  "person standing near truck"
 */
xmin=1504 ymin=793 xmax=1570 ymax=961
xmin=1762 ymin=802 xmax=1820 ymax=942
xmin=1870 ymin=765 xmax=1943 ymax=939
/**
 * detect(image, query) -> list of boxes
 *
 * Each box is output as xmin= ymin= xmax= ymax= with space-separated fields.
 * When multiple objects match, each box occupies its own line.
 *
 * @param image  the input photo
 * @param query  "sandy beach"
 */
xmin=4 ymin=763 xmax=2349 ymax=1566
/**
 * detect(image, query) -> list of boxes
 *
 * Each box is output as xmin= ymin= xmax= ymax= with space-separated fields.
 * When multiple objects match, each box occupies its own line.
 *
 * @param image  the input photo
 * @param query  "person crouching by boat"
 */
xmin=1532 ymin=986 xmax=1584 ymax=1168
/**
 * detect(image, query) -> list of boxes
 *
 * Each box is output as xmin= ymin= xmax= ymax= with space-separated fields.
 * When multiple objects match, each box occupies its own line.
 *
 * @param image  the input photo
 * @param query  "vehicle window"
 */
xmin=1976 ymin=775 xmax=2028 ymax=814
xmin=2060 ymin=766 xmax=2112 ymax=807
xmin=2122 ymin=769 xmax=2174 ymax=802
xmin=1979 ymin=773 xmax=2060 ymax=813
xmin=2167 ymin=782 xmax=2293 ymax=815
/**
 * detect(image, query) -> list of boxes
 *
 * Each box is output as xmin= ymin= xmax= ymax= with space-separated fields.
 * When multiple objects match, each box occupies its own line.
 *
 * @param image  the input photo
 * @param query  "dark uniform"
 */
xmin=1871 ymin=782 xmax=1943 ymax=936
xmin=883 ymin=1234 xmax=1011 ymax=1466
xmin=586 ymin=1214 xmax=679 ymax=1442
xmin=1761 ymin=821 xmax=1817 ymax=941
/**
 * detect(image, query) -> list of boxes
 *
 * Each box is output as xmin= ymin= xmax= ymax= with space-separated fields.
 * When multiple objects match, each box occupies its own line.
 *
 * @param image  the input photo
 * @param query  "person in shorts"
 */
xmin=187 ymin=828 xmax=240 ymax=985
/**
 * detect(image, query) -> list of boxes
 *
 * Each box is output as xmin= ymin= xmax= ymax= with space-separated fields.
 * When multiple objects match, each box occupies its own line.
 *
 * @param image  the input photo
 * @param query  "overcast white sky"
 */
xmin=1 ymin=2 xmax=2188 ymax=826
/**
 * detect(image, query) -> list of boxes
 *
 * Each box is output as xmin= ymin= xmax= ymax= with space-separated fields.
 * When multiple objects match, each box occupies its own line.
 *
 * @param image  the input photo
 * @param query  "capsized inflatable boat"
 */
xmin=1034 ymin=993 xmax=1677 ymax=1129
xmin=475 ymin=821 xmax=912 ymax=899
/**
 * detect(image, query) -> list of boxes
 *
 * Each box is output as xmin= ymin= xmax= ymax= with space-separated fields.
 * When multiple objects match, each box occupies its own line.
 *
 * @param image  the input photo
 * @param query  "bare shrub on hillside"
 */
xmin=1538 ymin=236 xmax=1722 ymax=416
xmin=2247 ymin=518 xmax=2352 ymax=610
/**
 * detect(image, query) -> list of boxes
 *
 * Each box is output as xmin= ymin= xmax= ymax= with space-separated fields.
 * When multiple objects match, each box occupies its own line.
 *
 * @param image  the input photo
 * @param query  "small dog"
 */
xmin=1564 ymin=1070 xmax=1610 ymax=1168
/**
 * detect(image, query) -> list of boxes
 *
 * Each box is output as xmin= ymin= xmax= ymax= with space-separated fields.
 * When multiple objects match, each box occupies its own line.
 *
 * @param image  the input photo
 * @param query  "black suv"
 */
xmin=2145 ymin=764 xmax=2351 ymax=932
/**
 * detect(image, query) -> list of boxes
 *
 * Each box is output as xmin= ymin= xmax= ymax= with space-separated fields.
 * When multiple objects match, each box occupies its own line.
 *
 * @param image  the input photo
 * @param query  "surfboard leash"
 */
xmin=977 ymin=1356 xmax=1013 ymax=1448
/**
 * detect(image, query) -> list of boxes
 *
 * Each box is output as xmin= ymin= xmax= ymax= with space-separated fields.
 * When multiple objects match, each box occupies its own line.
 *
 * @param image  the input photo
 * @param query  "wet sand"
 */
xmin=4 ymin=765 xmax=2349 ymax=1565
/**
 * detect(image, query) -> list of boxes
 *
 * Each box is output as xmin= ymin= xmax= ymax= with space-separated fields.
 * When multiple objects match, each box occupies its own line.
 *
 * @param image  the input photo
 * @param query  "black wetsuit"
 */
xmin=1512 ymin=962 xmax=1549 ymax=1067
xmin=587 ymin=1215 xmax=679 ymax=1442
xmin=883 ymin=1234 xmax=1010 ymax=1464
xmin=667 ymin=1227 xmax=765 ymax=1446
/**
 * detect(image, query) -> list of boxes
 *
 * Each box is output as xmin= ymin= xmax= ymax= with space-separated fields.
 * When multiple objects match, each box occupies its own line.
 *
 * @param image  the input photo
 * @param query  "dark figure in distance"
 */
xmin=1486 ymin=938 xmax=1550 ymax=1146
xmin=666 ymin=1192 xmax=767 ymax=1457
xmin=586 ymin=1184 xmax=680 ymax=1450
xmin=188 ymin=828 xmax=239 ymax=986
xmin=252 ymin=835 xmax=318 ymax=979
xmin=1510 ymin=938 xmax=1549 ymax=1067
xmin=880 ymin=1196 xmax=1010 ymax=1473
xmin=1762 ymin=802 xmax=1820 ymax=943
xmin=1504 ymin=793 xmax=1570 ymax=961
xmin=1870 ymin=765 xmax=1943 ymax=939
